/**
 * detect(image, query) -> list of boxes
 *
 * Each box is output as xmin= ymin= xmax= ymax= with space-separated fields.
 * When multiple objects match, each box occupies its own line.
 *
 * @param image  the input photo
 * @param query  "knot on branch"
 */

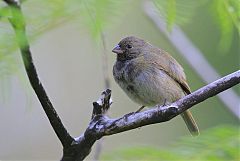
xmin=85 ymin=115 xmax=109 ymax=140
xmin=162 ymin=106 xmax=179 ymax=120
xmin=84 ymin=89 xmax=113 ymax=140
xmin=92 ymin=89 xmax=112 ymax=119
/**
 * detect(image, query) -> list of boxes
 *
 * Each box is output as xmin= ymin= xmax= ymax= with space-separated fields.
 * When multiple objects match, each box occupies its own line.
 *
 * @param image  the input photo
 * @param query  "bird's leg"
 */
xmin=123 ymin=106 xmax=145 ymax=121
xmin=135 ymin=106 xmax=145 ymax=113
xmin=157 ymin=99 xmax=168 ymax=111
xmin=163 ymin=99 xmax=167 ymax=106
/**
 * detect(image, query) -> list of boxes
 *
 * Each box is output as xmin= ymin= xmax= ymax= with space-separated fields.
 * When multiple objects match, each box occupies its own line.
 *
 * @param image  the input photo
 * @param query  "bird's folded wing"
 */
xmin=147 ymin=48 xmax=191 ymax=95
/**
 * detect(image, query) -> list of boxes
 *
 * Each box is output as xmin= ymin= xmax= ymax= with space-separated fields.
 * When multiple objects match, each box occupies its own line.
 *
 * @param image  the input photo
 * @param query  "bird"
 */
xmin=112 ymin=36 xmax=199 ymax=136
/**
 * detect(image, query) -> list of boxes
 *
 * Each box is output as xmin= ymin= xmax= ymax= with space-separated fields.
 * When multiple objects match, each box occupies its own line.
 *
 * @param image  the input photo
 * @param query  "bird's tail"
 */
xmin=181 ymin=110 xmax=199 ymax=136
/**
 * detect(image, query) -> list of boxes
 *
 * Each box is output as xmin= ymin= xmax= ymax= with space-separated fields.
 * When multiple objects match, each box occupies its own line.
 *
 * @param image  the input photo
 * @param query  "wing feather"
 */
xmin=147 ymin=47 xmax=191 ymax=94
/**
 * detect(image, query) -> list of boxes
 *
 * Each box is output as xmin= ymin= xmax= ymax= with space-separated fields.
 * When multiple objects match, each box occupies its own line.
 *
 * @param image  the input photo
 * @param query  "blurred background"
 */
xmin=0 ymin=0 xmax=239 ymax=160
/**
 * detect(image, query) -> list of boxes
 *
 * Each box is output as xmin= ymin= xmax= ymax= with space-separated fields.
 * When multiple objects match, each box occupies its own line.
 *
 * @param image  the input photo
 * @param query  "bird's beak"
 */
xmin=112 ymin=44 xmax=123 ymax=54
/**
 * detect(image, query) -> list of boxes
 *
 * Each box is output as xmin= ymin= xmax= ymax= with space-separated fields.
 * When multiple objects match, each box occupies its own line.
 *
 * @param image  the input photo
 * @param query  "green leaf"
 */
xmin=0 ymin=0 xmax=128 ymax=101
xmin=102 ymin=125 xmax=240 ymax=161
xmin=153 ymin=0 xmax=206 ymax=30
xmin=79 ymin=0 xmax=127 ymax=39
xmin=209 ymin=0 xmax=240 ymax=53
xmin=166 ymin=0 xmax=176 ymax=31
xmin=0 ymin=6 xmax=11 ymax=19
xmin=153 ymin=0 xmax=238 ymax=52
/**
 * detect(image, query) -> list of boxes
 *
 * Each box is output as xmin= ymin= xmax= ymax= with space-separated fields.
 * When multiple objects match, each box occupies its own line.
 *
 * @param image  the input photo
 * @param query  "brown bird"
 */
xmin=112 ymin=36 xmax=199 ymax=136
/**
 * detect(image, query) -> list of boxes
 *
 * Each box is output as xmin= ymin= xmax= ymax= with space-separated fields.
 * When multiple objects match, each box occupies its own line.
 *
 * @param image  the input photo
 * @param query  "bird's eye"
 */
xmin=127 ymin=44 xmax=132 ymax=49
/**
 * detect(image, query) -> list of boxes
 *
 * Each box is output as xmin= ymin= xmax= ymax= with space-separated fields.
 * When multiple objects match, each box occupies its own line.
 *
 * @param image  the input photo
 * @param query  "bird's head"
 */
xmin=112 ymin=36 xmax=149 ymax=61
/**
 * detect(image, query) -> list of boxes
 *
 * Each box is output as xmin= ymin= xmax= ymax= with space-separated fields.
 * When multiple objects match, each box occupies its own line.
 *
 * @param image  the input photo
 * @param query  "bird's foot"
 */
xmin=163 ymin=99 xmax=167 ymax=106
xmin=135 ymin=106 xmax=145 ymax=113
xmin=123 ymin=106 xmax=145 ymax=121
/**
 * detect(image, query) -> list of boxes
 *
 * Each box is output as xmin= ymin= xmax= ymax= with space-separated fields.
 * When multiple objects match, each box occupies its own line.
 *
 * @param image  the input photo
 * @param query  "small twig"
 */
xmin=100 ymin=32 xmax=110 ymax=89
xmin=3 ymin=0 xmax=74 ymax=148
xmin=92 ymin=89 xmax=112 ymax=119
xmin=93 ymin=32 xmax=111 ymax=161
xmin=92 ymin=88 xmax=111 ymax=161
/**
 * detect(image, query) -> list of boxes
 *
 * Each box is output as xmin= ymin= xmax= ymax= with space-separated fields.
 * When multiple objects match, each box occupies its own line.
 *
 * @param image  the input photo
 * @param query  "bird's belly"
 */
xmin=118 ymin=69 xmax=185 ymax=107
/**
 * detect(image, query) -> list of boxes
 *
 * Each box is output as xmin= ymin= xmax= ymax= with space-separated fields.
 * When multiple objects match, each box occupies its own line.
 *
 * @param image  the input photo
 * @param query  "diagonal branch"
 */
xmin=143 ymin=1 xmax=240 ymax=118
xmin=3 ymin=0 xmax=74 ymax=148
xmin=89 ymin=70 xmax=240 ymax=135
xmin=71 ymin=70 xmax=239 ymax=160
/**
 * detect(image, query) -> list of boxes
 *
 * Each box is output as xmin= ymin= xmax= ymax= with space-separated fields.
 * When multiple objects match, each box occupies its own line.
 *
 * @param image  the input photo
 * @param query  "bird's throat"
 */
xmin=117 ymin=53 xmax=127 ymax=61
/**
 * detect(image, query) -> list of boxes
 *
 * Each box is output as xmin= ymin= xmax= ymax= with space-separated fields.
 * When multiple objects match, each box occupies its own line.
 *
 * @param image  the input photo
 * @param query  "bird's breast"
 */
xmin=113 ymin=60 xmax=159 ymax=106
xmin=113 ymin=60 xmax=185 ymax=106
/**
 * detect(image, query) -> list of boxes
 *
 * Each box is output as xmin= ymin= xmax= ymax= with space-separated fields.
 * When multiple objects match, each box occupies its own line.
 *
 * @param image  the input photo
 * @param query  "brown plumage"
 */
xmin=112 ymin=36 xmax=199 ymax=136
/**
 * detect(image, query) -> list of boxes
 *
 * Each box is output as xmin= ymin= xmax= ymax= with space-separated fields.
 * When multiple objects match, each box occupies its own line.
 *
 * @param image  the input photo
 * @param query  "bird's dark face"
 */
xmin=112 ymin=36 xmax=147 ymax=61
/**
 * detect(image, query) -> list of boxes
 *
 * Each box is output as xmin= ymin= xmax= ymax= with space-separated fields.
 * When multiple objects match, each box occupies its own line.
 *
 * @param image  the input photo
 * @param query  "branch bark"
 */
xmin=3 ymin=0 xmax=240 ymax=161
xmin=88 ymin=70 xmax=240 ymax=136
xmin=143 ymin=1 xmax=240 ymax=118
xmin=3 ymin=0 xmax=74 ymax=148
xmin=73 ymin=70 xmax=239 ymax=160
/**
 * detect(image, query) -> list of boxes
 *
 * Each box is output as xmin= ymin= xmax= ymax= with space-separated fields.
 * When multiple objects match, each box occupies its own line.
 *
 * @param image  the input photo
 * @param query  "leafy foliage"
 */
xmin=153 ymin=0 xmax=240 ymax=52
xmin=209 ymin=0 xmax=240 ymax=52
xmin=0 ymin=0 xmax=128 ymax=68
xmin=79 ymin=0 xmax=127 ymax=39
xmin=102 ymin=125 xmax=240 ymax=161
xmin=0 ymin=0 xmax=239 ymax=99
xmin=153 ymin=0 xmax=205 ymax=31
xmin=0 ymin=0 xmax=128 ymax=100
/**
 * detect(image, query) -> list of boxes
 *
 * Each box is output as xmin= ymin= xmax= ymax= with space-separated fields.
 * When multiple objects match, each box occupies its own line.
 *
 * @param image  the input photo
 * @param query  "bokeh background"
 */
xmin=0 ymin=0 xmax=239 ymax=160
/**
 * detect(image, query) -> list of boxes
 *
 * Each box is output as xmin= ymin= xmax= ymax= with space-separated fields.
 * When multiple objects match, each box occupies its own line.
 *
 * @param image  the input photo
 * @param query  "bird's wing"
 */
xmin=149 ymin=48 xmax=191 ymax=94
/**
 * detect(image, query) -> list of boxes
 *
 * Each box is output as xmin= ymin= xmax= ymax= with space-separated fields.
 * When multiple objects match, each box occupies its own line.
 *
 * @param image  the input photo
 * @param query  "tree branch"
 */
xmin=143 ymin=1 xmax=240 ymax=118
xmin=3 ymin=0 xmax=74 ymax=148
xmin=71 ymin=70 xmax=239 ymax=160
xmin=3 ymin=0 xmax=240 ymax=160
xmin=91 ymin=71 xmax=240 ymax=135
xmin=93 ymin=32 xmax=110 ymax=161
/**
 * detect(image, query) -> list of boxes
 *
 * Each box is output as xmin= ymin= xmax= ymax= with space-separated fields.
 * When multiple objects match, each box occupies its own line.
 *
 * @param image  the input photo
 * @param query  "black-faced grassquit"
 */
xmin=112 ymin=36 xmax=199 ymax=136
